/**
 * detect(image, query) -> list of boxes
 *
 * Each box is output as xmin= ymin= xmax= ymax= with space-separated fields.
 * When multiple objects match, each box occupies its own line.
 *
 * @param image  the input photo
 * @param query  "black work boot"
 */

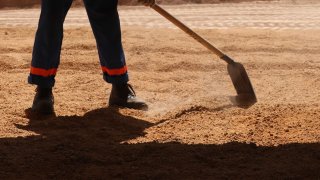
xmin=31 ymin=87 xmax=54 ymax=115
xmin=109 ymin=83 xmax=148 ymax=110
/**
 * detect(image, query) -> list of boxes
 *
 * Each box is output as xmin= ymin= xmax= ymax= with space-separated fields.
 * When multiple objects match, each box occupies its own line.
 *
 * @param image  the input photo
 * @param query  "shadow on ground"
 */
xmin=0 ymin=108 xmax=319 ymax=179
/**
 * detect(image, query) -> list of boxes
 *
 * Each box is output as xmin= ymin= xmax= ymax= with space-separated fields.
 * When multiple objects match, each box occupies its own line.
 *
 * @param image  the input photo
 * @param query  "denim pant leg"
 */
xmin=83 ymin=0 xmax=129 ymax=84
xmin=28 ymin=0 xmax=73 ymax=88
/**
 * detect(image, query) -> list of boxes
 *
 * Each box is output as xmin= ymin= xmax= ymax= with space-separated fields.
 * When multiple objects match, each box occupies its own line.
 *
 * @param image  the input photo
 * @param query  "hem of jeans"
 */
xmin=103 ymin=73 xmax=129 ymax=84
xmin=28 ymin=75 xmax=55 ymax=88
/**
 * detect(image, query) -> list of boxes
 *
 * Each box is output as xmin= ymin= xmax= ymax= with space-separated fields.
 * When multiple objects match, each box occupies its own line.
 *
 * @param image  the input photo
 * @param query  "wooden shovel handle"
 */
xmin=151 ymin=4 xmax=225 ymax=58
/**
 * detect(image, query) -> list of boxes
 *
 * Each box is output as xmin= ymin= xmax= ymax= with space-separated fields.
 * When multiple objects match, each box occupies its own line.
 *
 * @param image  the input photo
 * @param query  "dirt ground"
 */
xmin=0 ymin=9 xmax=320 ymax=179
xmin=2 ymin=0 xmax=317 ymax=9
xmin=0 ymin=0 xmax=274 ymax=9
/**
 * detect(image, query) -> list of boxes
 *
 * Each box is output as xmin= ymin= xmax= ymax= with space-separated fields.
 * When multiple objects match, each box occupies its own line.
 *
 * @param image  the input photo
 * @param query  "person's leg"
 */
xmin=83 ymin=0 xmax=128 ymax=84
xmin=29 ymin=0 xmax=73 ymax=114
xmin=28 ymin=0 xmax=73 ymax=88
xmin=83 ymin=0 xmax=147 ymax=110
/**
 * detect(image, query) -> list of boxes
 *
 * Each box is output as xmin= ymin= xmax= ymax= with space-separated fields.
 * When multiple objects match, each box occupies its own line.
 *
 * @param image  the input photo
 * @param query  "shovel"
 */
xmin=146 ymin=2 xmax=257 ymax=105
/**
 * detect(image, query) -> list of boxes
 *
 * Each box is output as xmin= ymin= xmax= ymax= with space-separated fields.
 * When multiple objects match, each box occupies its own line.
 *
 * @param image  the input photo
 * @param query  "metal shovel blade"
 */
xmin=227 ymin=62 xmax=257 ymax=106
xmin=151 ymin=4 xmax=257 ymax=105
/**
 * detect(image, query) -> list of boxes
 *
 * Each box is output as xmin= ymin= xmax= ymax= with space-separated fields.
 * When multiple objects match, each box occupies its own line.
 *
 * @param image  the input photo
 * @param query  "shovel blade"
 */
xmin=227 ymin=62 xmax=257 ymax=105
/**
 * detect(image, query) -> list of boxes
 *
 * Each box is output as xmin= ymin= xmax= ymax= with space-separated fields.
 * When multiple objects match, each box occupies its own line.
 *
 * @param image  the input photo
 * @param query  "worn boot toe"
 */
xmin=109 ymin=84 xmax=148 ymax=111
xmin=31 ymin=87 xmax=54 ymax=115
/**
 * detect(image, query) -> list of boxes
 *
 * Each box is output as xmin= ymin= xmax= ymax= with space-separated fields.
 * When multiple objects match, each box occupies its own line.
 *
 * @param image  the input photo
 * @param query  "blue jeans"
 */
xmin=28 ymin=0 xmax=128 ymax=88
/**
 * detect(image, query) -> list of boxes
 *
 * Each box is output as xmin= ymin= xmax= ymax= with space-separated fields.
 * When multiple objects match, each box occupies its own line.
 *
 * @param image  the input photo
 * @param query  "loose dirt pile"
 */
xmin=0 ymin=25 xmax=320 ymax=178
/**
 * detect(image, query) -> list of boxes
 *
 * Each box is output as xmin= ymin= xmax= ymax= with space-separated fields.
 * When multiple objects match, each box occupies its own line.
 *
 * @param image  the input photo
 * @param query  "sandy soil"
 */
xmin=0 ymin=0 xmax=273 ymax=9
xmin=0 ymin=16 xmax=320 ymax=179
xmin=2 ymin=0 xmax=317 ymax=9
xmin=2 ymin=3 xmax=320 ymax=30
